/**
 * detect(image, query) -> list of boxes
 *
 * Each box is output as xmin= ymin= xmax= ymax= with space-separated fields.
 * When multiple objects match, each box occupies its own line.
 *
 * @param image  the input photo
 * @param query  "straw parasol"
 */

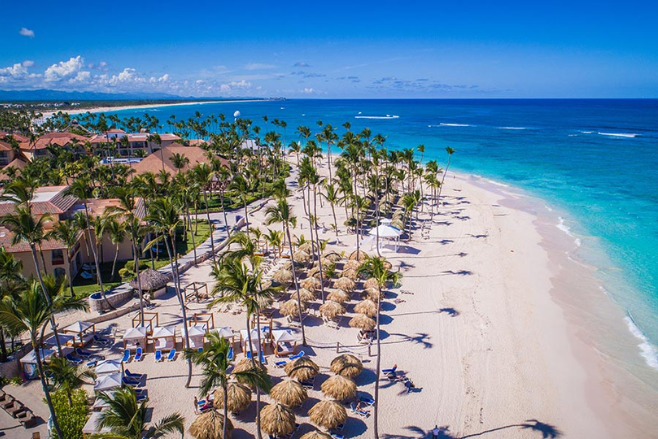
xmin=272 ymin=269 xmax=293 ymax=285
xmin=348 ymin=250 xmax=369 ymax=261
xmin=344 ymin=259 xmax=362 ymax=271
xmin=319 ymin=300 xmax=346 ymax=319
xmin=300 ymin=277 xmax=321 ymax=291
xmin=232 ymin=358 xmax=266 ymax=375
xmin=326 ymin=290 xmax=350 ymax=304
xmin=129 ymin=268 xmax=172 ymax=291
xmin=364 ymin=287 xmax=385 ymax=301
xmin=285 ymin=357 xmax=320 ymax=382
xmin=308 ymin=400 xmax=347 ymax=430
xmin=334 ymin=277 xmax=355 ymax=292
xmin=298 ymin=242 xmax=313 ymax=253
xmin=349 ymin=314 xmax=376 ymax=331
xmin=281 ymin=260 xmax=293 ymax=270
xmin=189 ymin=410 xmax=234 ymax=439
xmin=330 ymin=354 xmax=363 ymax=378
xmin=259 ymin=403 xmax=296 ymax=437
xmin=363 ymin=278 xmax=380 ymax=291
xmin=298 ymin=288 xmax=316 ymax=302
xmin=213 ymin=382 xmax=252 ymax=413
xmin=280 ymin=298 xmax=306 ymax=317
xmin=354 ymin=299 xmax=378 ymax=318
xmin=270 ymin=379 xmax=308 ymax=407
xmin=323 ymin=251 xmax=342 ymax=263
xmin=321 ymin=375 xmax=357 ymax=402
xmin=341 ymin=268 xmax=359 ymax=281
xmin=294 ymin=251 xmax=311 ymax=264
xmin=307 ymin=266 xmax=321 ymax=279
xmin=301 ymin=431 xmax=332 ymax=439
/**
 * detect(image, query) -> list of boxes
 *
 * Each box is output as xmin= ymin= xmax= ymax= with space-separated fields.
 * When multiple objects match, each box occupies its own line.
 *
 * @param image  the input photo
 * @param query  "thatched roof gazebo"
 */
xmin=308 ymin=400 xmax=347 ymax=430
xmin=307 ymin=266 xmax=321 ymax=279
xmin=319 ymin=301 xmax=346 ymax=319
xmin=189 ymin=410 xmax=234 ymax=439
xmin=326 ymin=290 xmax=350 ymax=304
xmin=213 ymin=382 xmax=252 ymax=413
xmin=232 ymin=358 xmax=266 ymax=377
xmin=300 ymin=277 xmax=321 ymax=291
xmin=349 ymin=314 xmax=376 ymax=331
xmin=298 ymin=242 xmax=313 ymax=253
xmin=298 ymin=288 xmax=317 ymax=302
xmin=321 ymin=375 xmax=357 ymax=402
xmin=260 ymin=403 xmax=296 ymax=438
xmin=272 ymin=269 xmax=293 ymax=286
xmin=348 ymin=250 xmax=369 ymax=261
xmin=270 ymin=379 xmax=308 ymax=407
xmin=354 ymin=299 xmax=378 ymax=318
xmin=285 ymin=357 xmax=320 ymax=382
xmin=330 ymin=354 xmax=363 ymax=378
xmin=301 ymin=431 xmax=332 ymax=439
xmin=334 ymin=277 xmax=355 ymax=292
xmin=130 ymin=269 xmax=171 ymax=291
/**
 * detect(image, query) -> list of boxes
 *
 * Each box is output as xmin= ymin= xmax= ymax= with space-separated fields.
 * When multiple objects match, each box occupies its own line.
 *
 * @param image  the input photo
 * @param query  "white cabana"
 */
xmin=122 ymin=327 xmax=147 ymax=351
xmin=239 ymin=327 xmax=269 ymax=355
xmin=83 ymin=411 xmax=112 ymax=436
xmin=20 ymin=348 xmax=56 ymax=379
xmin=94 ymin=372 xmax=122 ymax=391
xmin=43 ymin=333 xmax=75 ymax=348
xmin=209 ymin=326 xmax=234 ymax=342
xmin=63 ymin=321 xmax=96 ymax=347
xmin=271 ymin=330 xmax=298 ymax=357
xmin=151 ymin=325 xmax=177 ymax=351
xmin=368 ymin=224 xmax=402 ymax=252
xmin=187 ymin=325 xmax=206 ymax=349
xmin=95 ymin=359 xmax=122 ymax=375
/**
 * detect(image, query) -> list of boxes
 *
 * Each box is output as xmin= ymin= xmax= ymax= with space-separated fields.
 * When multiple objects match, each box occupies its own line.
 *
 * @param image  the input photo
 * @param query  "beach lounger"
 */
xmin=198 ymin=347 xmax=204 ymax=353
xmin=1 ymin=395 xmax=15 ymax=409
xmin=274 ymin=359 xmax=287 ymax=368
xmin=65 ymin=353 xmax=82 ymax=365
xmin=350 ymin=402 xmax=370 ymax=418
xmin=134 ymin=347 xmax=143 ymax=362
xmin=359 ymin=396 xmax=375 ymax=406
xmin=124 ymin=369 xmax=143 ymax=379
xmin=167 ymin=349 xmax=176 ymax=361
xmin=382 ymin=366 xmax=397 ymax=374
xmin=123 ymin=376 xmax=141 ymax=387
xmin=155 ymin=350 xmax=162 ymax=362
xmin=330 ymin=434 xmax=344 ymax=439
xmin=288 ymin=350 xmax=305 ymax=360
xmin=259 ymin=351 xmax=266 ymax=364
xmin=75 ymin=348 xmax=91 ymax=359
xmin=300 ymin=378 xmax=315 ymax=390
xmin=246 ymin=350 xmax=253 ymax=360
xmin=7 ymin=400 xmax=26 ymax=417
xmin=19 ymin=409 xmax=38 ymax=428
xmin=121 ymin=350 xmax=131 ymax=363
xmin=227 ymin=346 xmax=234 ymax=361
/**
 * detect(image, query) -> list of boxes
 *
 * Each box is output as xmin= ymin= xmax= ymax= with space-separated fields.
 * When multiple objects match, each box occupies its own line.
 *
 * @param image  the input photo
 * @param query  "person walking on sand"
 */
xmin=194 ymin=396 xmax=199 ymax=414
xmin=432 ymin=425 xmax=440 ymax=438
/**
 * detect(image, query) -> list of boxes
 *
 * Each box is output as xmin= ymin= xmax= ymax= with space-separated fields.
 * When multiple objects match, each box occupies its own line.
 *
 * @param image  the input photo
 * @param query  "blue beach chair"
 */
xmin=288 ymin=350 xmax=304 ymax=360
xmin=167 ymin=349 xmax=176 ymax=361
xmin=121 ymin=350 xmax=131 ymax=363
xmin=155 ymin=350 xmax=162 ymax=362
xmin=134 ymin=347 xmax=143 ymax=362
xmin=227 ymin=346 xmax=234 ymax=361
xmin=65 ymin=353 xmax=82 ymax=365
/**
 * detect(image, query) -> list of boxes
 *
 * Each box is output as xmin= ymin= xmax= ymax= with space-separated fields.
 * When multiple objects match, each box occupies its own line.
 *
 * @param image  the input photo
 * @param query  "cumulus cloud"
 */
xmin=302 ymin=88 xmax=315 ymax=94
xmin=245 ymin=63 xmax=275 ymax=70
xmin=293 ymin=62 xmax=310 ymax=67
xmin=23 ymin=60 xmax=35 ymax=68
xmin=0 ymin=63 xmax=30 ymax=80
xmin=19 ymin=27 xmax=34 ymax=38
xmin=44 ymin=56 xmax=85 ymax=82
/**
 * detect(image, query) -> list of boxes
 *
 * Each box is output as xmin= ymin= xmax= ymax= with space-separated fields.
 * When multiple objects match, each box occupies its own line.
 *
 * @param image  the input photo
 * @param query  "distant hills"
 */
xmin=0 ymin=89 xmax=220 ymax=101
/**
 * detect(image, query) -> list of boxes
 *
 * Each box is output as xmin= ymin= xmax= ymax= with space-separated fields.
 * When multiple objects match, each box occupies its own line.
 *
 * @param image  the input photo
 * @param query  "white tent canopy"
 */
xmin=272 ymin=330 xmax=297 ymax=343
xmin=123 ymin=327 xmax=147 ymax=350
xmin=95 ymin=359 xmax=122 ymax=375
xmin=94 ymin=372 xmax=122 ymax=391
xmin=64 ymin=321 xmax=94 ymax=333
xmin=20 ymin=348 xmax=55 ymax=365
xmin=43 ymin=333 xmax=74 ymax=347
xmin=152 ymin=325 xmax=176 ymax=338
xmin=188 ymin=325 xmax=206 ymax=349
xmin=209 ymin=326 xmax=233 ymax=340
xmin=369 ymin=224 xmax=402 ymax=238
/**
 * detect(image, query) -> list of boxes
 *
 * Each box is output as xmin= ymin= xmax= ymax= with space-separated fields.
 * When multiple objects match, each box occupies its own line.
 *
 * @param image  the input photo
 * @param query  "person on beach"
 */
xmin=193 ymin=396 xmax=199 ymax=414
xmin=432 ymin=425 xmax=440 ymax=438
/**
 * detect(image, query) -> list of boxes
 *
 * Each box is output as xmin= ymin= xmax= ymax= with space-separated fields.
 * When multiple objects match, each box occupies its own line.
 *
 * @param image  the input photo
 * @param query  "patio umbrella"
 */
xmin=323 ymin=251 xmax=342 ymax=263
xmin=210 ymin=327 xmax=234 ymax=340
xmin=94 ymin=373 xmax=122 ymax=391
xmin=298 ymin=242 xmax=313 ymax=253
xmin=285 ymin=357 xmax=320 ymax=382
xmin=232 ymin=358 xmax=266 ymax=375
xmin=330 ymin=354 xmax=363 ymax=378
xmin=188 ymin=410 xmax=234 ymax=439
xmin=348 ymin=250 xmax=369 ymax=261
xmin=319 ymin=300 xmax=346 ymax=319
xmin=364 ymin=287 xmax=385 ymax=301
xmin=272 ymin=269 xmax=293 ymax=285
xmin=260 ymin=403 xmax=296 ymax=437
xmin=281 ymin=260 xmax=293 ymax=271
xmin=341 ymin=268 xmax=358 ymax=281
xmin=301 ymin=277 xmax=321 ymax=291
xmin=293 ymin=251 xmax=311 ymax=264
xmin=321 ymin=375 xmax=357 ymax=402
xmin=344 ymin=259 xmax=362 ymax=271
xmin=95 ymin=359 xmax=122 ymax=375
xmin=326 ymin=290 xmax=350 ymax=304
xmin=301 ymin=431 xmax=332 ymax=439
xmin=349 ymin=314 xmax=376 ymax=331
xmin=354 ymin=299 xmax=378 ymax=318
xmin=363 ymin=278 xmax=380 ymax=291
xmin=213 ymin=382 xmax=252 ymax=413
xmin=307 ymin=266 xmax=321 ymax=279
xmin=334 ymin=277 xmax=355 ymax=292
xmin=308 ymin=400 xmax=347 ymax=430
xmin=270 ymin=379 xmax=308 ymax=407
xmin=280 ymin=299 xmax=306 ymax=317
xmin=298 ymin=288 xmax=316 ymax=302
xmin=129 ymin=268 xmax=171 ymax=291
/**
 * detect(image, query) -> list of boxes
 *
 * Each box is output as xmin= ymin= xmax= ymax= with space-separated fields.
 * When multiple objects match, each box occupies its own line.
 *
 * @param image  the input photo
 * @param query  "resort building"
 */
xmin=0 ymin=139 xmax=19 ymax=167
xmin=129 ymin=143 xmax=224 ymax=177
xmin=88 ymin=129 xmax=181 ymax=157
xmin=20 ymin=132 xmax=88 ymax=160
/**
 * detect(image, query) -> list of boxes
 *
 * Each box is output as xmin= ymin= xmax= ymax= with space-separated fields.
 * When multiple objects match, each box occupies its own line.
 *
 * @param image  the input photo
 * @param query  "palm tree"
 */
xmin=436 ymin=146 xmax=455 ymax=207
xmin=263 ymin=229 xmax=283 ymax=258
xmin=105 ymin=217 xmax=126 ymax=281
xmin=0 ymin=249 xmax=25 ymax=362
xmin=265 ymin=199 xmax=306 ymax=345
xmin=229 ymin=173 xmax=252 ymax=231
xmin=47 ymin=219 xmax=81 ymax=297
xmin=171 ymin=152 xmax=189 ymax=174
xmin=44 ymin=356 xmax=95 ymax=406
xmin=321 ymin=181 xmax=341 ymax=238
xmin=0 ymin=280 xmax=88 ymax=439
xmin=357 ymin=257 xmax=401 ymax=439
xmin=94 ymin=387 xmax=184 ymax=439
xmin=184 ymin=332 xmax=272 ymax=439
xmin=193 ymin=163 xmax=218 ymax=262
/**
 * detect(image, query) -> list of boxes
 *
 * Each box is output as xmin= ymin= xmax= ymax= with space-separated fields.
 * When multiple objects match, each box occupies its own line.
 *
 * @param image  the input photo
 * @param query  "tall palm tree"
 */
xmin=265 ymin=199 xmax=306 ymax=345
xmin=105 ymin=217 xmax=126 ymax=281
xmin=0 ymin=280 xmax=88 ymax=439
xmin=47 ymin=219 xmax=81 ymax=297
xmin=321 ymin=181 xmax=341 ymax=238
xmin=437 ymin=147 xmax=455 ymax=206
xmin=0 ymin=248 xmax=25 ymax=362
xmin=94 ymin=387 xmax=184 ymax=439
xmin=171 ymin=152 xmax=189 ymax=174
xmin=229 ymin=173 xmax=252 ymax=231
xmin=357 ymin=257 xmax=401 ymax=439
xmin=44 ymin=356 xmax=95 ymax=406
xmin=193 ymin=163 xmax=218 ymax=262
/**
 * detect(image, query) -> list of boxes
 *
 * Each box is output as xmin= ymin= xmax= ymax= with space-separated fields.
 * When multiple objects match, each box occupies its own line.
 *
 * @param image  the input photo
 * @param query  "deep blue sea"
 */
xmin=104 ymin=99 xmax=658 ymax=368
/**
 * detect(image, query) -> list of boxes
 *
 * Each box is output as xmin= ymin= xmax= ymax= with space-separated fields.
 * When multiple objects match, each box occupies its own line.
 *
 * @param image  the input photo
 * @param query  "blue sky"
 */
xmin=1 ymin=0 xmax=657 ymax=98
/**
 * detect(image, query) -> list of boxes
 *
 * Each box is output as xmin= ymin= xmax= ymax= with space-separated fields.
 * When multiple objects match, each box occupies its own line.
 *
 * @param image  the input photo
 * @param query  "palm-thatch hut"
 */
xmin=298 ymin=288 xmax=316 ymax=302
xmin=349 ymin=314 xmax=376 ymax=331
xmin=285 ymin=357 xmax=320 ymax=382
xmin=344 ymin=259 xmax=362 ymax=271
xmin=188 ymin=410 xmax=234 ymax=439
xmin=259 ymin=403 xmax=296 ymax=437
xmin=272 ymin=269 xmax=293 ymax=286
xmin=270 ymin=379 xmax=308 ymax=407
xmin=319 ymin=300 xmax=346 ymax=319
xmin=321 ymin=375 xmax=357 ymax=402
xmin=280 ymin=298 xmax=306 ymax=317
xmin=348 ymin=250 xmax=369 ymax=261
xmin=326 ymin=290 xmax=350 ymax=304
xmin=301 ymin=431 xmax=332 ymax=439
xmin=334 ymin=277 xmax=355 ymax=292
xmin=294 ymin=250 xmax=312 ymax=264
xmin=300 ymin=277 xmax=321 ymax=291
xmin=213 ymin=382 xmax=252 ymax=413
xmin=363 ymin=278 xmax=380 ymax=291
xmin=354 ymin=299 xmax=378 ymax=318
xmin=308 ymin=400 xmax=347 ymax=430
xmin=130 ymin=269 xmax=172 ymax=299
xmin=330 ymin=354 xmax=363 ymax=378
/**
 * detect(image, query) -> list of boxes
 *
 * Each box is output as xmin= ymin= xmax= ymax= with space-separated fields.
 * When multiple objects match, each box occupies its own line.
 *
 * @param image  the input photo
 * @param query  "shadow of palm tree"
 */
xmin=460 ymin=419 xmax=562 ymax=438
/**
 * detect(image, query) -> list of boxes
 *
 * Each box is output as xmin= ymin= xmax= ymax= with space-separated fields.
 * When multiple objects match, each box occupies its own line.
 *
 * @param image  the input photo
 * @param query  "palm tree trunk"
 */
xmin=29 ymin=246 xmax=63 ymax=356
xmin=312 ymin=186 xmax=326 ymax=303
xmin=203 ymin=191 xmax=216 ymax=263
xmin=374 ymin=285 xmax=382 ymax=439
xmin=187 ymin=205 xmax=198 ymax=267
xmin=0 ymin=331 xmax=7 ymax=362
xmin=133 ymin=240 xmax=145 ymax=326
xmin=32 ymin=335 xmax=64 ymax=439
xmin=329 ymin=199 xmax=339 ymax=239
xmin=220 ymin=189 xmax=231 ymax=239
xmin=111 ymin=245 xmax=119 ymax=281
xmin=285 ymin=225 xmax=306 ymax=345
xmin=83 ymin=203 xmax=113 ymax=309
xmin=223 ymin=382 xmax=229 ymax=439
xmin=67 ymin=253 xmax=75 ymax=297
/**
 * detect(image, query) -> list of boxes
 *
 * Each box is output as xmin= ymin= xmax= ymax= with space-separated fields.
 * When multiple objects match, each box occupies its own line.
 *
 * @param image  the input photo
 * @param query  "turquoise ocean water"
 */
xmin=102 ymin=99 xmax=658 ymax=370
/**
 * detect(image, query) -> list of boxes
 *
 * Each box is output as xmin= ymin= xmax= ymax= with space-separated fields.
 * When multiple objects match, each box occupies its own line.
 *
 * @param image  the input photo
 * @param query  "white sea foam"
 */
xmin=440 ymin=123 xmax=470 ymax=127
xmin=598 ymin=132 xmax=638 ymax=138
xmin=625 ymin=315 xmax=658 ymax=370
xmin=498 ymin=126 xmax=526 ymax=130
xmin=355 ymin=115 xmax=399 ymax=120
xmin=580 ymin=130 xmax=594 ymax=134
xmin=568 ymin=134 xmax=578 ymax=137
xmin=557 ymin=217 xmax=581 ymax=246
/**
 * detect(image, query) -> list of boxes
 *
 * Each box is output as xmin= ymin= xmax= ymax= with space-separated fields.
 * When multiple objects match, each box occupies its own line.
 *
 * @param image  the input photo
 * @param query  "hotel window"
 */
xmin=52 ymin=249 xmax=65 ymax=265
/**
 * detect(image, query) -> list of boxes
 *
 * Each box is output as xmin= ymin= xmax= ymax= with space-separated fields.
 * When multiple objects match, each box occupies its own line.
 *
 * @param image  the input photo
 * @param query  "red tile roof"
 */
xmin=25 ymin=132 xmax=89 ymax=150
xmin=0 ymin=185 xmax=78 ymax=216
xmin=0 ymin=131 xmax=29 ymax=143
xmin=0 ymin=140 xmax=12 ymax=151
xmin=0 ymin=226 xmax=68 ymax=252
xmin=0 ymin=158 xmax=28 ymax=181
xmin=129 ymin=144 xmax=224 ymax=177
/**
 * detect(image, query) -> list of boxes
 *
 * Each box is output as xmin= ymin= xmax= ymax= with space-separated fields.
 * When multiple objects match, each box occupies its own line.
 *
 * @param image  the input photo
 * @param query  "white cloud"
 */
xmin=228 ymin=79 xmax=252 ymax=88
xmin=0 ymin=63 xmax=30 ymax=79
xmin=302 ymin=87 xmax=316 ymax=94
xmin=44 ymin=56 xmax=84 ymax=82
xmin=158 ymin=73 xmax=169 ymax=82
xmin=71 ymin=71 xmax=91 ymax=83
xmin=245 ymin=63 xmax=276 ymax=70
xmin=22 ymin=60 xmax=35 ymax=68
xmin=19 ymin=27 xmax=34 ymax=38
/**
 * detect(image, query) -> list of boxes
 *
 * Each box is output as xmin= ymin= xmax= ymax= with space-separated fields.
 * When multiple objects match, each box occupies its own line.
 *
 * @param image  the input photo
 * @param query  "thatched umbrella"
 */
xmin=280 ymin=298 xmax=306 ymax=317
xmin=259 ymin=403 xmax=296 ymax=437
xmin=323 ymin=252 xmax=342 ymax=263
xmin=349 ymin=314 xmax=376 ymax=331
xmin=341 ymin=268 xmax=359 ymax=281
xmin=232 ymin=358 xmax=266 ymax=383
xmin=391 ymin=219 xmax=404 ymax=230
xmin=270 ymin=379 xmax=308 ymax=407
xmin=285 ymin=357 xmax=320 ymax=382
xmin=383 ymin=260 xmax=393 ymax=270
xmin=326 ymin=290 xmax=350 ymax=304
xmin=301 ymin=431 xmax=332 ymax=439
xmin=334 ymin=277 xmax=355 ymax=292
xmin=298 ymin=242 xmax=313 ymax=253
xmin=281 ymin=260 xmax=293 ymax=270
xmin=272 ymin=269 xmax=293 ymax=285
xmin=321 ymin=375 xmax=357 ymax=402
xmin=307 ymin=266 xmax=321 ymax=279
xmin=213 ymin=382 xmax=252 ymax=413
xmin=348 ymin=250 xmax=369 ymax=261
xmin=129 ymin=268 xmax=171 ymax=291
xmin=298 ymin=288 xmax=316 ymax=302
xmin=364 ymin=287 xmax=385 ymax=301
xmin=354 ymin=299 xmax=378 ymax=318
xmin=319 ymin=300 xmax=346 ymax=319
xmin=189 ymin=410 xmax=234 ymax=439
xmin=294 ymin=250 xmax=311 ymax=264
xmin=344 ymin=259 xmax=362 ymax=271
xmin=330 ymin=354 xmax=363 ymax=378
xmin=301 ymin=276 xmax=321 ymax=291
xmin=363 ymin=277 xmax=380 ymax=291
xmin=308 ymin=400 xmax=347 ymax=430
